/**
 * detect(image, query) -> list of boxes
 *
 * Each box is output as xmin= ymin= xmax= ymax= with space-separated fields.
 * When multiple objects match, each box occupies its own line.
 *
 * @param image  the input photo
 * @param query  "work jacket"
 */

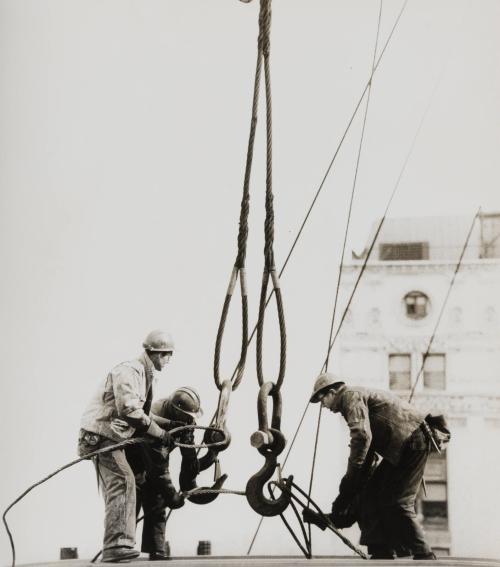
xmin=333 ymin=385 xmax=425 ymax=466
xmin=80 ymin=352 xmax=161 ymax=442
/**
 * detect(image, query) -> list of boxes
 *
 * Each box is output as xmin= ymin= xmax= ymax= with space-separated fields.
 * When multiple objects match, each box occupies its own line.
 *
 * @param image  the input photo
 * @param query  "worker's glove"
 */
xmin=331 ymin=496 xmax=357 ymax=529
xmin=169 ymin=491 xmax=185 ymax=510
xmin=301 ymin=508 xmax=329 ymax=531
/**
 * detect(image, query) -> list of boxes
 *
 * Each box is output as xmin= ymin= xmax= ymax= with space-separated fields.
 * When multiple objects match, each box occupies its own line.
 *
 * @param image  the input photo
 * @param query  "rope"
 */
xmin=301 ymin=5 xmax=384 ymax=553
xmin=320 ymin=55 xmax=447 ymax=372
xmin=255 ymin=0 xmax=287 ymax=392
xmin=248 ymin=5 xmax=454 ymax=552
xmin=184 ymin=487 xmax=246 ymax=497
xmin=276 ymin=0 xmax=409 ymax=291
xmin=408 ymin=208 xmax=481 ymax=403
xmin=305 ymin=405 xmax=323 ymax=549
xmin=2 ymin=437 xmax=154 ymax=567
xmin=324 ymin=0 xmax=383 ymax=373
xmin=233 ymin=1 xmax=411 ymax=401
xmin=213 ymin=0 xmax=267 ymax=393
xmin=272 ymin=480 xmax=368 ymax=559
xmin=267 ymin=484 xmax=312 ymax=558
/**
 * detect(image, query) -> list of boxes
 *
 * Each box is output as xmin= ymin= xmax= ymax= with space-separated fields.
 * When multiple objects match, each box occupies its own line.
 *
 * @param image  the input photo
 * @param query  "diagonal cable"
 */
xmin=324 ymin=0 xmax=383 ymax=372
xmin=320 ymin=55 xmax=447 ymax=372
xmin=408 ymin=208 xmax=481 ymax=403
xmin=307 ymin=3 xmax=384 ymax=553
xmin=238 ymin=0 xmax=410 ymax=392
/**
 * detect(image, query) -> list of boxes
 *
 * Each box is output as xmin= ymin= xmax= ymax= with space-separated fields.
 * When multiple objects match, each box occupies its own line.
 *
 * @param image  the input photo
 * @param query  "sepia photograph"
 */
xmin=1 ymin=1 xmax=499 ymax=566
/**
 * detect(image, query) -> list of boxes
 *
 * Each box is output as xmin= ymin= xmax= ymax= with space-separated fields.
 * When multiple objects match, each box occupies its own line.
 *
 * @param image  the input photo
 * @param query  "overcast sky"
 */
xmin=1 ymin=0 xmax=499 ymax=564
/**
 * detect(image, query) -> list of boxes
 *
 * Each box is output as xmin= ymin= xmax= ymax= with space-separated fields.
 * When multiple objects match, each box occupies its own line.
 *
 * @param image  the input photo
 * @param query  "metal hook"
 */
xmin=246 ymin=383 xmax=292 ymax=516
xmin=246 ymin=427 xmax=293 ymax=516
xmin=179 ymin=381 xmax=233 ymax=505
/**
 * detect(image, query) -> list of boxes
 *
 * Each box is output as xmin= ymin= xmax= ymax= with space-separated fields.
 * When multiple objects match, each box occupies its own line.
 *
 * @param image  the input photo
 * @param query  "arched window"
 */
xmin=404 ymin=291 xmax=429 ymax=319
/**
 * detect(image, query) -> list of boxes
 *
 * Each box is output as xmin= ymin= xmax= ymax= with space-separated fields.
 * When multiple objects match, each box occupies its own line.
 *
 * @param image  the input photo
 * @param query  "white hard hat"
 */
xmin=142 ymin=329 xmax=175 ymax=353
xmin=310 ymin=373 xmax=345 ymax=403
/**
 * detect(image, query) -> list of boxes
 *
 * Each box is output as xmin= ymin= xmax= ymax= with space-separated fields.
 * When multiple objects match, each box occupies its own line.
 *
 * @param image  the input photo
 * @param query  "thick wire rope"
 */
xmin=256 ymin=0 xmax=287 ymax=392
xmin=213 ymin=0 xmax=265 ymax=393
xmin=248 ymin=2 xmax=390 ymax=554
xmin=408 ymin=208 xmax=481 ymax=403
xmin=237 ymin=1 xmax=411 ymax=399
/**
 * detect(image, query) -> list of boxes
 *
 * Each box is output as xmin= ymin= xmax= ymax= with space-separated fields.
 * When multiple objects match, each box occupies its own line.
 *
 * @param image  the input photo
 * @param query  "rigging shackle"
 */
xmin=250 ymin=381 xmax=282 ymax=453
xmin=201 ymin=379 xmax=233 ymax=456
xmin=246 ymin=382 xmax=292 ymax=516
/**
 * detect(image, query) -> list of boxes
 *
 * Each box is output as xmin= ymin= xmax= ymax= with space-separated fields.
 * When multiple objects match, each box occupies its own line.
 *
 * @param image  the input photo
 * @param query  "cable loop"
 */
xmin=214 ymin=266 xmax=248 ymax=391
xmin=169 ymin=424 xmax=229 ymax=450
xmin=256 ymin=268 xmax=286 ymax=390
xmin=214 ymin=0 xmax=266 ymax=393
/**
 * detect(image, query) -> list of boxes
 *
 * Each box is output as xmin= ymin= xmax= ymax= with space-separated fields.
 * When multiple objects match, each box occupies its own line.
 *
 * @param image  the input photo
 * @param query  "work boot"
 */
xmin=149 ymin=551 xmax=171 ymax=561
xmin=101 ymin=547 xmax=140 ymax=563
xmin=413 ymin=551 xmax=437 ymax=560
xmin=367 ymin=544 xmax=395 ymax=559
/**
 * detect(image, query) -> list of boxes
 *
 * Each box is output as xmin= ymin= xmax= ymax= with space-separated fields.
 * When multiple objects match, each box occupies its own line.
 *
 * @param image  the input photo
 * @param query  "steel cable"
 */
xmin=305 ymin=4 xmax=383 ymax=553
xmin=2 ymin=437 xmax=155 ymax=567
xmin=408 ymin=208 xmax=481 ymax=403
xmin=255 ymin=0 xmax=287 ymax=392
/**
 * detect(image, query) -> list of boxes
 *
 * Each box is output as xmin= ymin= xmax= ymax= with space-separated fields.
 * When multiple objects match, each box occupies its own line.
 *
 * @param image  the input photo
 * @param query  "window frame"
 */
xmin=404 ymin=291 xmax=430 ymax=320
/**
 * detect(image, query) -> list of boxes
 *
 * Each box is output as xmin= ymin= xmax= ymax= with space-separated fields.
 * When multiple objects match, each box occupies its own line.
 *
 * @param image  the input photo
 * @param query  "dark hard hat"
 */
xmin=169 ymin=387 xmax=203 ymax=419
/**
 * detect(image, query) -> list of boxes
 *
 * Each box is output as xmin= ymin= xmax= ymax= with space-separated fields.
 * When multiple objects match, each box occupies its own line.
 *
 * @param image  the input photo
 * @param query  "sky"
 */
xmin=1 ymin=0 xmax=499 ymax=564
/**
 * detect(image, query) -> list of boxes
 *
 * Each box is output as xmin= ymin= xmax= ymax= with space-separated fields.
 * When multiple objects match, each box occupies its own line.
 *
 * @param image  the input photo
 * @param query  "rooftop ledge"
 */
xmin=16 ymin=557 xmax=500 ymax=567
xmin=344 ymin=259 xmax=500 ymax=269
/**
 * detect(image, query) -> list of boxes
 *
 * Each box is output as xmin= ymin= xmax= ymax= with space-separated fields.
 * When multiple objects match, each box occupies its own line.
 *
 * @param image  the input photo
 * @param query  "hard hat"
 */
xmin=310 ymin=372 xmax=345 ymax=403
xmin=143 ymin=329 xmax=175 ymax=353
xmin=169 ymin=387 xmax=203 ymax=419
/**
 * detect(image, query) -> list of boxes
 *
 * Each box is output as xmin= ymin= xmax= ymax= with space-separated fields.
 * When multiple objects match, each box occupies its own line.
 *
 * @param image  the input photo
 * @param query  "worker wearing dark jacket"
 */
xmin=125 ymin=387 xmax=203 ymax=561
xmin=78 ymin=330 xmax=177 ymax=563
xmin=305 ymin=373 xmax=441 ymax=560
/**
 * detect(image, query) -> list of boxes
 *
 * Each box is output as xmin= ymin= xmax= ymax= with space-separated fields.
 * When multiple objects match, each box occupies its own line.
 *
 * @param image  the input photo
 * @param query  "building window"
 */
xmin=379 ymin=241 xmax=429 ymax=261
xmin=418 ymin=452 xmax=448 ymax=530
xmin=423 ymin=354 xmax=446 ymax=390
xmin=404 ymin=291 xmax=429 ymax=319
xmin=389 ymin=354 xmax=411 ymax=390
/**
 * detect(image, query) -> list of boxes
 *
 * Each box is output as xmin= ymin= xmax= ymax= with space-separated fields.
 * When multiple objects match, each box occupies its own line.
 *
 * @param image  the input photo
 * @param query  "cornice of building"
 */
xmin=397 ymin=392 xmax=500 ymax=417
xmin=339 ymin=334 xmax=500 ymax=351
xmin=342 ymin=259 xmax=500 ymax=274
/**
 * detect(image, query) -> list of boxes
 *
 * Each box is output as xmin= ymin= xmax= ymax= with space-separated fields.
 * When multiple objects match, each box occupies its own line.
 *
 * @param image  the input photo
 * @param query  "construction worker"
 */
xmin=303 ymin=373 xmax=447 ymax=560
xmin=125 ymin=387 xmax=203 ymax=561
xmin=78 ymin=330 xmax=178 ymax=563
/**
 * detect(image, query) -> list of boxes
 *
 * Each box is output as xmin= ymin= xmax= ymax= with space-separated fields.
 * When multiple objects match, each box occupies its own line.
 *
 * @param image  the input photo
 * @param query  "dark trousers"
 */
xmin=359 ymin=428 xmax=432 ymax=557
xmin=126 ymin=444 xmax=169 ymax=555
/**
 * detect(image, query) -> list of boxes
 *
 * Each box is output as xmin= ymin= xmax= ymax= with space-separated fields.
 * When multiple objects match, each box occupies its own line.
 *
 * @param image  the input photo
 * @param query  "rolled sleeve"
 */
xmin=341 ymin=391 xmax=372 ymax=467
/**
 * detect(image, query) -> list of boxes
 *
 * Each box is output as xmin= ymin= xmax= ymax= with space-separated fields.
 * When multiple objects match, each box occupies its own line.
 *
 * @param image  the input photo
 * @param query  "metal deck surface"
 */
xmin=17 ymin=556 xmax=500 ymax=567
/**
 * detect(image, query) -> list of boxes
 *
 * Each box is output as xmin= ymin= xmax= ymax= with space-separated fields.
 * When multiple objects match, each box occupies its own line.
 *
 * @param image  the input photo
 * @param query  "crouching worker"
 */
xmin=125 ymin=387 xmax=203 ymax=561
xmin=78 ymin=330 xmax=176 ymax=563
xmin=303 ymin=373 xmax=450 ymax=560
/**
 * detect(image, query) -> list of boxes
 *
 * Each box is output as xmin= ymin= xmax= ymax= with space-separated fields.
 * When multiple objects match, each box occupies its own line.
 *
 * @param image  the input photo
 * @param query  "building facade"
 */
xmin=335 ymin=213 xmax=500 ymax=558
